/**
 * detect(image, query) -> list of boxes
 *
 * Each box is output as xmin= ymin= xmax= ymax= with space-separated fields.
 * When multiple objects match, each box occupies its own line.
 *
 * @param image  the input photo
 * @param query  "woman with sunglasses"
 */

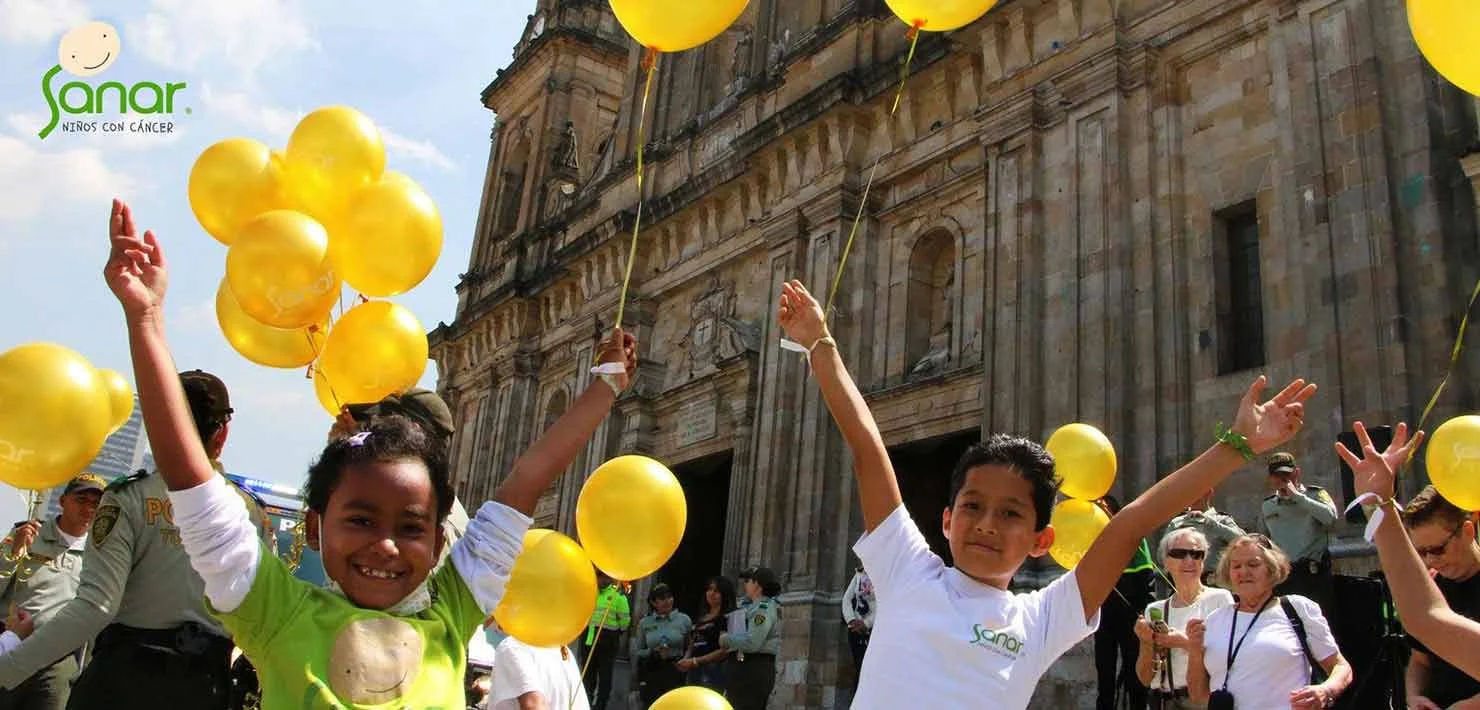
xmin=1134 ymin=528 xmax=1233 ymax=709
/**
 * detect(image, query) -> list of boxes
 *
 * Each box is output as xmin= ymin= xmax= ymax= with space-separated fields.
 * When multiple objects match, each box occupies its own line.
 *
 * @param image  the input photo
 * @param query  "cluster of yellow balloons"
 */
xmin=1407 ymin=0 xmax=1479 ymax=96
xmin=492 ymin=456 xmax=691 ymax=663
xmin=0 ymin=343 xmax=133 ymax=490
xmin=1044 ymin=423 xmax=1117 ymax=569
xmin=188 ymin=106 xmax=440 ymax=416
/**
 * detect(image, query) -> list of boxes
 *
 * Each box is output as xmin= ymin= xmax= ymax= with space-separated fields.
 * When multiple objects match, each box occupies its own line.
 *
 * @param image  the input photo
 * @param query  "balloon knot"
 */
xmin=641 ymin=46 xmax=658 ymax=71
xmin=908 ymin=20 xmax=924 ymax=37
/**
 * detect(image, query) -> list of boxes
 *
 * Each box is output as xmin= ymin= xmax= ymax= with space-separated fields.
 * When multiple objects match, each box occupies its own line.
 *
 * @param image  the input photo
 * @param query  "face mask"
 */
xmin=318 ymin=522 xmax=432 ymax=616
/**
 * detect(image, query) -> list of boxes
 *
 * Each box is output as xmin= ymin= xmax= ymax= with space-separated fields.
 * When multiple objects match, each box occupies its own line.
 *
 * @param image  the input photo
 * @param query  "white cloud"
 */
xmin=382 ymin=128 xmax=456 ymax=172
xmin=0 ymin=0 xmax=89 ymax=45
xmin=173 ymin=297 xmax=217 ymax=334
xmin=0 ymin=133 xmax=142 ymax=228
xmin=199 ymin=87 xmax=456 ymax=172
xmin=199 ymin=84 xmax=300 ymax=142
xmin=125 ymin=0 xmax=315 ymax=83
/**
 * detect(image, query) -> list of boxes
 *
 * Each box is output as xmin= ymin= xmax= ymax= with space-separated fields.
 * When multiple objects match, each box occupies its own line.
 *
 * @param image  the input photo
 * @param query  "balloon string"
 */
xmin=613 ymin=48 xmax=660 ymax=332
xmin=303 ymin=326 xmax=344 ymax=414
xmin=577 ymin=601 xmax=615 ymax=690
xmin=822 ymin=24 xmax=922 ymax=319
xmin=1404 ymin=274 xmax=1480 ymax=474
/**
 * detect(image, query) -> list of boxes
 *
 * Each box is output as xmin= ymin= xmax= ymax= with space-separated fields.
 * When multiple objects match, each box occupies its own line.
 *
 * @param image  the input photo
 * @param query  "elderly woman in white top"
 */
xmin=1186 ymin=534 xmax=1352 ymax=709
xmin=1134 ymin=528 xmax=1233 ymax=709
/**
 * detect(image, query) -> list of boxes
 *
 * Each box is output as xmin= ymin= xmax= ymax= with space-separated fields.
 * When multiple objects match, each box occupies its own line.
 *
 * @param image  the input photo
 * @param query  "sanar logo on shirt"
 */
xmin=969 ymin=624 xmax=1026 ymax=659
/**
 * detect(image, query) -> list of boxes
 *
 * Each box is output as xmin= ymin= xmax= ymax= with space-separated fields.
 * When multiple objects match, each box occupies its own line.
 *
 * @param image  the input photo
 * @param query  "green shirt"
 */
xmin=1259 ymin=484 xmax=1339 ymax=563
xmin=586 ymin=585 xmax=631 ymax=645
xmin=1167 ymin=506 xmax=1245 ymax=572
xmin=0 ymin=517 xmax=86 ymax=629
xmin=217 ymin=543 xmax=483 ymax=709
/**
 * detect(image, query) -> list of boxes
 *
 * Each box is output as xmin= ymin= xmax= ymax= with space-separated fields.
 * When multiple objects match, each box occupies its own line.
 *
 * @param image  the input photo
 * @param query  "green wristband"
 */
xmin=1215 ymin=422 xmax=1255 ymax=462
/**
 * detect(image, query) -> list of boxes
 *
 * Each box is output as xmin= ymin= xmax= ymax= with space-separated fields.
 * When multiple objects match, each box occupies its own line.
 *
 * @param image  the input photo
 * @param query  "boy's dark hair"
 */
xmin=305 ymin=414 xmax=454 ymax=522
xmin=1403 ymin=485 xmax=1472 ymax=531
xmin=948 ymin=434 xmax=1059 ymax=531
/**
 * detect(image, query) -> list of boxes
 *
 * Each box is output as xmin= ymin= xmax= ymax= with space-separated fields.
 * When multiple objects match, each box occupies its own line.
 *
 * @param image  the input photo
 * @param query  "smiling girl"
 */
xmin=102 ymin=198 xmax=637 ymax=708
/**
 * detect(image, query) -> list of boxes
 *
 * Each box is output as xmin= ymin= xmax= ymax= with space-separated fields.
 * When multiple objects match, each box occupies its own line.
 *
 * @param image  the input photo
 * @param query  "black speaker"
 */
xmin=1337 ymin=425 xmax=1394 ymax=524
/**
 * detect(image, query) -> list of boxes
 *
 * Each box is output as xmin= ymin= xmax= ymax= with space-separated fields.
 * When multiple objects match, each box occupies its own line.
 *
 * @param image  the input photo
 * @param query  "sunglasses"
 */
xmin=1415 ymin=525 xmax=1462 ymax=558
xmin=1167 ymin=548 xmax=1206 ymax=560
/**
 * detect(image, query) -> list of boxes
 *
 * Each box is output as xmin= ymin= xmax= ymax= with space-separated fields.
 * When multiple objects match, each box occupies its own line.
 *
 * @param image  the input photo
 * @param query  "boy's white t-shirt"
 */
xmin=851 ymin=504 xmax=1100 ymax=710
xmin=1199 ymin=595 xmax=1338 ymax=709
xmin=1141 ymin=587 xmax=1234 ymax=690
xmin=490 ymin=636 xmax=589 ymax=710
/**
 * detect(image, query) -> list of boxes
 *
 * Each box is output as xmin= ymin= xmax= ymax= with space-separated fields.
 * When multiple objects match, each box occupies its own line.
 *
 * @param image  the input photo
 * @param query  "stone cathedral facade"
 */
xmin=429 ymin=0 xmax=1480 ymax=706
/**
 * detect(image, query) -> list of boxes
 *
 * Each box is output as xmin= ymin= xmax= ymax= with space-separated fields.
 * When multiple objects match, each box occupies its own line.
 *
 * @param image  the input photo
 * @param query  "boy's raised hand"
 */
xmin=1230 ymin=375 xmax=1318 ymax=454
xmin=104 ymin=198 xmax=168 ymax=318
xmin=596 ymin=327 xmax=638 ymax=392
xmin=778 ymin=280 xmax=828 ymax=349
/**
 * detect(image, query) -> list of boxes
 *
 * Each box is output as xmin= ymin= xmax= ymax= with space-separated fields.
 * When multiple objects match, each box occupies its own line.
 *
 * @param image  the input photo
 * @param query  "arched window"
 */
xmin=905 ymin=230 xmax=955 ymax=377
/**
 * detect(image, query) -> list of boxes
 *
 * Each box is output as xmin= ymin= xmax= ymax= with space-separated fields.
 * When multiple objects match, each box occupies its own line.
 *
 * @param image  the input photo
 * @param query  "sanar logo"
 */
xmin=969 ymin=624 xmax=1026 ymax=658
xmin=38 ymin=21 xmax=188 ymax=139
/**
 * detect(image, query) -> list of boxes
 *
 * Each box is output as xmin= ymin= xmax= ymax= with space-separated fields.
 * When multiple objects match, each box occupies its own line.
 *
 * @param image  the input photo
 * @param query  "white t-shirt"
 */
xmin=1200 ymin=595 xmax=1338 ymax=709
xmin=1141 ymin=587 xmax=1234 ymax=690
xmin=851 ymin=505 xmax=1100 ymax=710
xmin=490 ymin=636 xmax=589 ymax=710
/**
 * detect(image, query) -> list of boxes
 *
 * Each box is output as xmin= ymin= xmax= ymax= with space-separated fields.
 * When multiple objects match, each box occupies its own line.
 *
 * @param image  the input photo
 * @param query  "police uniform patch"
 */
xmin=752 ymin=613 xmax=767 ymax=626
xmin=91 ymin=504 xmax=120 ymax=546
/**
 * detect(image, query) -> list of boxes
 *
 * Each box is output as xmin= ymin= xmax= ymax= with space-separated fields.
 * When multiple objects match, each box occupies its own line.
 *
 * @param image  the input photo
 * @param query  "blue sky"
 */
xmin=0 ymin=0 xmax=535 ymax=524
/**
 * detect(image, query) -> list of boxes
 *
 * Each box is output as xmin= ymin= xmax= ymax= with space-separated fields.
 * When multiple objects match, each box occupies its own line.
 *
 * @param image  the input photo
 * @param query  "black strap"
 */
xmin=1222 ymin=597 xmax=1274 ymax=690
xmin=1159 ymin=598 xmax=1173 ymax=691
xmin=1279 ymin=597 xmax=1329 ymax=684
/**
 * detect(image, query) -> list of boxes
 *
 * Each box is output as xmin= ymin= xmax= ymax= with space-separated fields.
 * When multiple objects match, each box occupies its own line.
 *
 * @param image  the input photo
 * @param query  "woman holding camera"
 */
xmin=1186 ymin=534 xmax=1351 ymax=709
xmin=1134 ymin=528 xmax=1233 ymax=709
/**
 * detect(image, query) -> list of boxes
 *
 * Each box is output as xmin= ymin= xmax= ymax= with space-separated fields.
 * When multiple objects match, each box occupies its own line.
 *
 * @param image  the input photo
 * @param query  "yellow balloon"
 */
xmin=187 ymin=138 xmax=296 ymax=245
xmin=883 ymin=0 xmax=998 ymax=31
xmin=1048 ymin=498 xmax=1109 ymax=569
xmin=225 ymin=210 xmax=341 ymax=330
xmin=0 ymin=343 xmax=112 ymax=490
xmin=215 ymin=279 xmax=327 ymax=369
xmin=1426 ymin=414 xmax=1480 ymax=511
xmin=609 ymin=0 xmax=749 ymax=52
xmin=494 ymin=529 xmax=598 ymax=648
xmin=97 ymin=368 xmax=133 ymax=435
xmin=330 ymin=174 xmax=444 ymax=297
xmin=1408 ymin=0 xmax=1480 ymax=95
xmin=650 ymin=686 xmax=733 ymax=710
xmin=316 ymin=300 xmax=429 ymax=407
xmin=1045 ymin=423 xmax=1117 ymax=501
xmin=284 ymin=106 xmax=386 ymax=225
xmin=576 ymin=455 xmax=687 ymax=581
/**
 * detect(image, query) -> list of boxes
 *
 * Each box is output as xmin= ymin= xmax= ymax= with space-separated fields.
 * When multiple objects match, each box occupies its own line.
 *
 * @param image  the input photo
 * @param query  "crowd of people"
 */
xmin=0 ymin=202 xmax=1474 ymax=710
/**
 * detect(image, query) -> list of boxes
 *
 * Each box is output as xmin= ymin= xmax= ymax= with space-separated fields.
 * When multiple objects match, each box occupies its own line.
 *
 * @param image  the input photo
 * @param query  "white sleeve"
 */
xmin=841 ymin=574 xmax=860 ymax=623
xmin=450 ymin=502 xmax=534 ymax=614
xmin=852 ymin=505 xmax=940 ymax=603
xmin=167 ymin=476 xmax=261 ymax=613
xmin=1290 ymin=596 xmax=1340 ymax=661
xmin=491 ymin=640 xmax=542 ymax=706
xmin=1025 ymin=569 xmax=1100 ymax=672
xmin=0 ymin=631 xmax=20 ymax=656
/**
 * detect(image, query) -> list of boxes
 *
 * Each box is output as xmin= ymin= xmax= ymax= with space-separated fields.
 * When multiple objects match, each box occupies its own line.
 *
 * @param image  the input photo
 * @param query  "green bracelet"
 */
xmin=1215 ymin=422 xmax=1255 ymax=462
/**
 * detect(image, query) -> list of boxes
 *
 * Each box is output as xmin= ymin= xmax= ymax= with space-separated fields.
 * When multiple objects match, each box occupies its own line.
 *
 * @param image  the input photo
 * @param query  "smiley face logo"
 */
xmin=57 ymin=21 xmax=121 ymax=77
xmin=327 ymin=617 xmax=424 ymax=704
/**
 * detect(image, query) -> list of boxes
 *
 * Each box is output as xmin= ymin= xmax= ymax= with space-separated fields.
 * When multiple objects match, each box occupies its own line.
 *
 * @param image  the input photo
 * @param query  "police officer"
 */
xmin=0 ymin=370 xmax=272 ymax=710
xmin=634 ymin=583 xmax=691 ymax=706
xmin=1259 ymin=451 xmax=1338 ymax=610
xmin=722 ymin=567 xmax=782 ymax=710
xmin=584 ymin=572 xmax=630 ymax=710
xmin=0 ymin=474 xmax=105 ymax=710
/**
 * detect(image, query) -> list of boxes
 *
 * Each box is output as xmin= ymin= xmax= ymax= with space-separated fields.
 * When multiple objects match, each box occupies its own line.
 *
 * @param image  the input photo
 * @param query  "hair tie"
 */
xmin=346 ymin=432 xmax=371 ymax=447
